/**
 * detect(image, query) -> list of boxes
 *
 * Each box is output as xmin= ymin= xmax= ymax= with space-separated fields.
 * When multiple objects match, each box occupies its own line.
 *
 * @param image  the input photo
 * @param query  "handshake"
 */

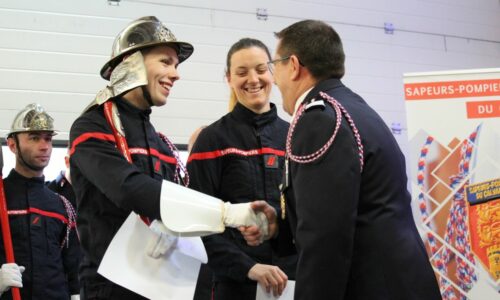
xmin=147 ymin=181 xmax=280 ymax=259
xmin=222 ymin=201 xmax=269 ymax=238
xmin=148 ymin=197 xmax=277 ymax=259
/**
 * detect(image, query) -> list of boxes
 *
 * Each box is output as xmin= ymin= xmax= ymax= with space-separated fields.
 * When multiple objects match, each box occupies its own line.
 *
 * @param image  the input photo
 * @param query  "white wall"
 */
xmin=0 ymin=145 xmax=188 ymax=181
xmin=0 ymin=0 xmax=499 ymax=159
xmin=1 ymin=145 xmax=67 ymax=181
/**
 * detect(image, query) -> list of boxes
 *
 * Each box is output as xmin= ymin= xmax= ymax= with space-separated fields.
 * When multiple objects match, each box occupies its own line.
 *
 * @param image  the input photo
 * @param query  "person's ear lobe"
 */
xmin=7 ymin=137 xmax=17 ymax=154
xmin=290 ymin=55 xmax=301 ymax=81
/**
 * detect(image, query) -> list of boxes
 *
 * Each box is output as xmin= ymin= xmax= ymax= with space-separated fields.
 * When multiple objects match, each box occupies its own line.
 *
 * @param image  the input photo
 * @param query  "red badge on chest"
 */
xmin=264 ymin=154 xmax=279 ymax=169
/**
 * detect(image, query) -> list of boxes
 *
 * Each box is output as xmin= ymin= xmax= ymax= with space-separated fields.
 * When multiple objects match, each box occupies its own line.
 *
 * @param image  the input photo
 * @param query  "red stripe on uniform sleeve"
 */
xmin=70 ymin=132 xmax=116 ymax=155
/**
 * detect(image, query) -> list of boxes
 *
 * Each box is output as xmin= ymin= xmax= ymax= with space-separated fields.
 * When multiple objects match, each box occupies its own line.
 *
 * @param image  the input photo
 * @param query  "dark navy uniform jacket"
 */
xmin=1 ymin=170 xmax=80 ymax=300
xmin=47 ymin=172 xmax=77 ymax=209
xmin=69 ymin=98 xmax=178 ymax=299
xmin=187 ymin=103 xmax=296 ymax=284
xmin=281 ymin=78 xmax=441 ymax=300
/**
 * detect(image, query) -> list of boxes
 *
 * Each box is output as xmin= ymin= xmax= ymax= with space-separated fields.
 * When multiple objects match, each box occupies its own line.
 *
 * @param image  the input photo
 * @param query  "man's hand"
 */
xmin=239 ymin=201 xmax=278 ymax=246
xmin=0 ymin=263 xmax=24 ymax=294
xmin=146 ymin=220 xmax=178 ymax=258
xmin=223 ymin=202 xmax=268 ymax=235
xmin=248 ymin=263 xmax=288 ymax=297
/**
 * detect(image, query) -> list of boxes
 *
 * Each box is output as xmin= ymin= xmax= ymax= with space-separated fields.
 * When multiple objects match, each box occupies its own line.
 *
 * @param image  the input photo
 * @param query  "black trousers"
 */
xmin=193 ymin=264 xmax=214 ymax=300
xmin=80 ymin=280 xmax=148 ymax=300
xmin=213 ymin=281 xmax=256 ymax=300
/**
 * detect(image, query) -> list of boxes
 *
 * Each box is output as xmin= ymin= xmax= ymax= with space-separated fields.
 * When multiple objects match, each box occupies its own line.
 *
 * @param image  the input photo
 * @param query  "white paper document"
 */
xmin=98 ymin=212 xmax=207 ymax=300
xmin=256 ymin=280 xmax=295 ymax=300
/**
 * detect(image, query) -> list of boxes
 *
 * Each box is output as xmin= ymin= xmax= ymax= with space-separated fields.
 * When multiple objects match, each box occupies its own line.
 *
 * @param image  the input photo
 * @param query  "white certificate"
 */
xmin=256 ymin=280 xmax=295 ymax=300
xmin=98 ymin=212 xmax=207 ymax=300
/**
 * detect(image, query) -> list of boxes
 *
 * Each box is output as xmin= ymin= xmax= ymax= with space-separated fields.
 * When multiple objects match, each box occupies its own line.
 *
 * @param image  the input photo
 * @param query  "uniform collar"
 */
xmin=8 ymin=169 xmax=45 ymax=184
xmin=55 ymin=171 xmax=69 ymax=187
xmin=116 ymin=97 xmax=152 ymax=119
xmin=292 ymin=87 xmax=313 ymax=119
xmin=231 ymin=102 xmax=278 ymax=127
xmin=291 ymin=78 xmax=343 ymax=121
xmin=303 ymin=78 xmax=344 ymax=104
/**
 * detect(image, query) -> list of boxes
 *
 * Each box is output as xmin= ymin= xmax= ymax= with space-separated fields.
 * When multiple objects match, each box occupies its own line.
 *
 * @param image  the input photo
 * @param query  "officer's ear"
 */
xmin=289 ymin=55 xmax=302 ymax=81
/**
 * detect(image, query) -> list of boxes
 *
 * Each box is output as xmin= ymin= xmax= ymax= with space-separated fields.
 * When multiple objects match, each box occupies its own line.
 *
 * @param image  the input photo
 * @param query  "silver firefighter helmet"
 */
xmin=8 ymin=103 xmax=57 ymax=137
xmin=100 ymin=16 xmax=194 ymax=80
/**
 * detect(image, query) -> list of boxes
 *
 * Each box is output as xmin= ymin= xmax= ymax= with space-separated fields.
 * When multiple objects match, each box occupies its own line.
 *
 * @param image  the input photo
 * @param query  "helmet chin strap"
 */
xmin=141 ymin=86 xmax=154 ymax=107
xmin=14 ymin=135 xmax=44 ymax=172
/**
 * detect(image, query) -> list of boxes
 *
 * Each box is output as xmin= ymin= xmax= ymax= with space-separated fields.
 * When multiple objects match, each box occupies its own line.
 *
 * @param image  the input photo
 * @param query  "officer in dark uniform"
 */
xmin=0 ymin=104 xmax=79 ymax=300
xmin=242 ymin=20 xmax=442 ymax=300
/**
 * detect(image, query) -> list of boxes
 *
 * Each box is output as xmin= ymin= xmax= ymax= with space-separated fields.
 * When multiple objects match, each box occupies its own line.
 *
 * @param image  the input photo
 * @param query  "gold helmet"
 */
xmin=100 ymin=16 xmax=194 ymax=80
xmin=8 ymin=103 xmax=56 ymax=137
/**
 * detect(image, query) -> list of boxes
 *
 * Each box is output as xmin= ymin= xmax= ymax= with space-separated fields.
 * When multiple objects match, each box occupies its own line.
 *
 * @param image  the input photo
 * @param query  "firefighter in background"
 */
xmin=69 ymin=16 xmax=267 ymax=299
xmin=47 ymin=148 xmax=77 ymax=209
xmin=0 ymin=103 xmax=80 ymax=299
xmin=46 ymin=146 xmax=82 ymax=282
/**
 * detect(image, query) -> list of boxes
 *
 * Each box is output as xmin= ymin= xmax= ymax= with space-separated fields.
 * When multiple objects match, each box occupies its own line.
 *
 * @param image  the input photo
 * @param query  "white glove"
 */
xmin=223 ymin=202 xmax=269 ymax=238
xmin=159 ymin=180 xmax=269 ymax=236
xmin=0 ymin=263 xmax=24 ymax=294
xmin=71 ymin=294 xmax=80 ymax=300
xmin=146 ymin=220 xmax=178 ymax=258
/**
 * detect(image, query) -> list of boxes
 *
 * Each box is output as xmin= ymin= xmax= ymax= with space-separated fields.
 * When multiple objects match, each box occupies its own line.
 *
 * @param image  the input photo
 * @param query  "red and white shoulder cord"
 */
xmin=280 ymin=92 xmax=364 ymax=219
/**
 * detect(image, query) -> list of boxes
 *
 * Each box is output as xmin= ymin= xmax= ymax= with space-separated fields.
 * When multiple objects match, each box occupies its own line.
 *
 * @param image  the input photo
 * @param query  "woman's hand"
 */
xmin=248 ymin=263 xmax=288 ymax=297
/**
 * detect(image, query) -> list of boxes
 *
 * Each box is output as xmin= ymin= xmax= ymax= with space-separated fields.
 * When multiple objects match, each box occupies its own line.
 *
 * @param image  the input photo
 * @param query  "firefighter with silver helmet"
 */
xmin=69 ymin=16 xmax=268 ymax=299
xmin=1 ymin=103 xmax=80 ymax=300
